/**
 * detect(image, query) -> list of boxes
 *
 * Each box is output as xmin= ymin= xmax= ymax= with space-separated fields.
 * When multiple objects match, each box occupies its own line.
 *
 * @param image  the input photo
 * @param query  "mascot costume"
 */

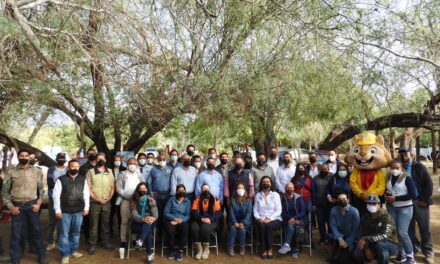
xmin=345 ymin=132 xmax=392 ymax=215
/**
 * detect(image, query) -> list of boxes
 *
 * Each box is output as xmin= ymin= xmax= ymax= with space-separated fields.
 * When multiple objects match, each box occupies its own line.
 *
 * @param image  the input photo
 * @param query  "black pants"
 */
xmin=166 ymin=221 xmax=189 ymax=250
xmin=191 ymin=221 xmax=217 ymax=243
xmin=257 ymin=220 xmax=282 ymax=251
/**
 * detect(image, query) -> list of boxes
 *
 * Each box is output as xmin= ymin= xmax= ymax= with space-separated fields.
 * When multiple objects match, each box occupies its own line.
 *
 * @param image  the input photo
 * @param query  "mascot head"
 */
xmin=345 ymin=132 xmax=392 ymax=170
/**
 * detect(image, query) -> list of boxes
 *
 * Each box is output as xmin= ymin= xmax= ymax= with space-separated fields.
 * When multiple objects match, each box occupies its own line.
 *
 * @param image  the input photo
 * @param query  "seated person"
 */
xmin=227 ymin=183 xmax=253 ymax=256
xmin=328 ymin=191 xmax=360 ymax=264
xmin=352 ymin=195 xmax=399 ymax=264
xmin=163 ymin=184 xmax=191 ymax=261
xmin=191 ymin=184 xmax=222 ymax=260
xmin=130 ymin=182 xmax=158 ymax=264
xmin=279 ymin=182 xmax=306 ymax=258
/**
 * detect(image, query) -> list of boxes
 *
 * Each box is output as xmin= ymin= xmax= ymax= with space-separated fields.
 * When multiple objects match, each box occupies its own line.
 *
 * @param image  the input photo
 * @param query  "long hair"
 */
xmin=292 ymin=163 xmax=309 ymax=183
xmin=233 ymin=182 xmax=248 ymax=200
xmin=198 ymin=190 xmax=215 ymax=215
xmin=132 ymin=182 xmax=149 ymax=202
xmin=259 ymin=176 xmax=273 ymax=192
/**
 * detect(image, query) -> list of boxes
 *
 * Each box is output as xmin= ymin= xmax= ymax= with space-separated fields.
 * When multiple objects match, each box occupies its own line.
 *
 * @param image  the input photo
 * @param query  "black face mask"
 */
xmin=262 ymin=183 xmax=271 ymax=190
xmin=29 ymin=159 xmax=36 ymax=166
xmin=257 ymin=160 xmax=266 ymax=166
xmin=176 ymin=192 xmax=186 ymax=199
xmin=337 ymin=199 xmax=348 ymax=208
xmin=269 ymin=153 xmax=277 ymax=159
xmin=299 ymin=169 xmax=305 ymax=174
xmin=182 ymin=160 xmax=191 ymax=167
xmin=18 ymin=159 xmax=29 ymax=165
xmin=187 ymin=151 xmax=194 ymax=156
xmin=244 ymin=161 xmax=253 ymax=169
xmin=201 ymin=190 xmax=211 ymax=200
xmin=68 ymin=169 xmax=79 ymax=175
xmin=207 ymin=164 xmax=215 ymax=170
xmin=220 ymin=159 xmax=228 ymax=165
xmin=96 ymin=160 xmax=106 ymax=167
xmin=139 ymin=190 xmax=147 ymax=196
xmin=234 ymin=164 xmax=243 ymax=170
xmin=321 ymin=171 xmax=329 ymax=177
xmin=57 ymin=159 xmax=65 ymax=166
xmin=283 ymin=159 xmax=291 ymax=165
xmin=88 ymin=154 xmax=97 ymax=161
xmin=401 ymin=156 xmax=410 ymax=164
xmin=309 ymin=157 xmax=317 ymax=163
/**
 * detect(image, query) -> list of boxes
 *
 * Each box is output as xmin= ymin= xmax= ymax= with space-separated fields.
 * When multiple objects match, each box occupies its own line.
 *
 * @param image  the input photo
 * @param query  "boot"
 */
xmin=202 ymin=243 xmax=210 ymax=259
xmin=194 ymin=242 xmax=203 ymax=260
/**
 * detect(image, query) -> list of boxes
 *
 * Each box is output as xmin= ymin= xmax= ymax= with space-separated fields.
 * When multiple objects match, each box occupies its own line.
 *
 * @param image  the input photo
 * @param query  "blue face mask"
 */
xmin=338 ymin=171 xmax=348 ymax=178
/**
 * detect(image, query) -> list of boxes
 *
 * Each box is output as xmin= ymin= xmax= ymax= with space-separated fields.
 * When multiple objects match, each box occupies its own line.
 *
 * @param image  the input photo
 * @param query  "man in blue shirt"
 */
xmin=167 ymin=149 xmax=181 ymax=172
xmin=195 ymin=157 xmax=224 ymax=201
xmin=328 ymin=191 xmax=360 ymax=264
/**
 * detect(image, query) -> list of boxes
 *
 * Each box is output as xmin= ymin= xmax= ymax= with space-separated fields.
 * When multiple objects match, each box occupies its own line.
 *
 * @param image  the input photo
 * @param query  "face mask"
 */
xmin=401 ymin=156 xmax=410 ymax=164
xmin=182 ymin=160 xmax=191 ymax=167
xmin=338 ymin=171 xmax=348 ymax=178
xmin=269 ymin=153 xmax=277 ymax=159
xmin=209 ymin=154 xmax=217 ymax=159
xmin=329 ymin=156 xmax=336 ymax=162
xmin=88 ymin=154 xmax=97 ymax=161
xmin=19 ymin=159 xmax=29 ymax=165
xmin=220 ymin=159 xmax=228 ymax=165
xmin=337 ymin=199 xmax=348 ymax=208
xmin=194 ymin=162 xmax=202 ymax=169
xmin=309 ymin=157 xmax=317 ymax=163
xmin=286 ymin=190 xmax=294 ymax=196
xmin=114 ymin=161 xmax=121 ymax=167
xmin=159 ymin=161 xmax=167 ymax=168
xmin=56 ymin=159 xmax=65 ymax=166
xmin=97 ymin=160 xmax=106 ymax=167
xmin=237 ymin=189 xmax=245 ymax=197
xmin=139 ymin=190 xmax=147 ymax=196
xmin=176 ymin=191 xmax=186 ymax=199
xmin=68 ymin=169 xmax=79 ymax=176
xmin=170 ymin=156 xmax=178 ymax=162
xmin=391 ymin=169 xmax=401 ymax=176
xmin=138 ymin=159 xmax=147 ymax=166
xmin=321 ymin=171 xmax=329 ymax=177
xmin=262 ymin=183 xmax=271 ymax=190
xmin=187 ymin=151 xmax=194 ymax=156
xmin=367 ymin=204 xmax=378 ymax=214
xmin=244 ymin=161 xmax=253 ymax=169
xmin=128 ymin=164 xmax=137 ymax=172
xmin=234 ymin=164 xmax=243 ymax=170
xmin=29 ymin=159 xmax=36 ymax=166
xmin=201 ymin=190 xmax=211 ymax=200
xmin=283 ymin=159 xmax=290 ymax=165
xmin=257 ymin=160 xmax=266 ymax=166
xmin=207 ymin=163 xmax=215 ymax=170
xmin=299 ymin=169 xmax=305 ymax=174
xmin=147 ymin=158 xmax=154 ymax=164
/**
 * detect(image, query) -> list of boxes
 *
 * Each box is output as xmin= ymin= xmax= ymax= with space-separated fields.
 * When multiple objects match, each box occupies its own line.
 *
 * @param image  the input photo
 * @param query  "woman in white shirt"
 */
xmin=254 ymin=176 xmax=282 ymax=259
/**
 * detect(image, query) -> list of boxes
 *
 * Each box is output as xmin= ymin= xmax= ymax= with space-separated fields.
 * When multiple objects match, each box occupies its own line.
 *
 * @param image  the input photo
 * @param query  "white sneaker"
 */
xmin=278 ymin=243 xmax=291 ymax=254
xmin=135 ymin=239 xmax=143 ymax=249
xmin=147 ymin=253 xmax=154 ymax=261
xmin=119 ymin=248 xmax=125 ymax=259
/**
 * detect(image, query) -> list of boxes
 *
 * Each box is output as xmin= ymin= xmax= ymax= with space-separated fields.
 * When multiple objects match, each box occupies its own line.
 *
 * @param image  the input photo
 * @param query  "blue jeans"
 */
xmin=387 ymin=205 xmax=413 ymax=255
xmin=132 ymin=222 xmax=156 ymax=254
xmin=10 ymin=202 xmax=45 ymax=263
xmin=58 ymin=213 xmax=83 ymax=257
xmin=228 ymin=224 xmax=247 ymax=248
xmin=353 ymin=240 xmax=399 ymax=264
xmin=284 ymin=223 xmax=297 ymax=246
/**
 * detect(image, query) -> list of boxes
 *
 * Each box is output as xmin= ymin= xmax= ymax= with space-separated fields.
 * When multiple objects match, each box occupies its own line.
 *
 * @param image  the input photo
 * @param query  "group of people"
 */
xmin=0 ymin=144 xmax=435 ymax=264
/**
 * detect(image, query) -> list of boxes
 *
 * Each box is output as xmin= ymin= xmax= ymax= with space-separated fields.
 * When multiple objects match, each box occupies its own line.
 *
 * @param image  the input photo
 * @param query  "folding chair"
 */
xmin=127 ymin=221 xmax=156 ymax=260
xmin=161 ymin=230 xmax=189 ymax=257
xmin=191 ymin=231 xmax=219 ymax=257
xmin=299 ymin=212 xmax=313 ymax=256
xmin=255 ymin=224 xmax=283 ymax=253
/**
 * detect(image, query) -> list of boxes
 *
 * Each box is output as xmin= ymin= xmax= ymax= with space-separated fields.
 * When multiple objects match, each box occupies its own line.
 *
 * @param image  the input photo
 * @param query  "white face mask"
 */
xmin=159 ymin=161 xmax=167 ymax=168
xmin=128 ymin=164 xmax=136 ymax=172
xmin=114 ymin=161 xmax=121 ymax=167
xmin=138 ymin=159 xmax=147 ymax=166
xmin=147 ymin=158 xmax=154 ymax=164
xmin=329 ymin=155 xmax=336 ymax=162
xmin=237 ymin=189 xmax=245 ymax=197
xmin=338 ymin=171 xmax=348 ymax=178
xmin=367 ymin=204 xmax=378 ymax=214
xmin=170 ymin=156 xmax=178 ymax=162
xmin=391 ymin=169 xmax=401 ymax=177
xmin=209 ymin=154 xmax=217 ymax=159
xmin=194 ymin=162 xmax=202 ymax=169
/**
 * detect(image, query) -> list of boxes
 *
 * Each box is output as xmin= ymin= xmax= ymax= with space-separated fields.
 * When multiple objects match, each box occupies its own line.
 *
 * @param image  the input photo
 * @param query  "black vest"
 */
xmin=227 ymin=169 xmax=251 ymax=195
xmin=59 ymin=174 xmax=86 ymax=214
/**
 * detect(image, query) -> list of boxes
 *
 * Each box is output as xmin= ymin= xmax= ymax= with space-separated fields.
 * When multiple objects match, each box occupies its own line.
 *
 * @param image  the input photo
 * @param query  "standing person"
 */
xmin=131 ymin=182 xmax=158 ymax=264
xmin=2 ymin=149 xmax=46 ymax=264
xmin=168 ymin=150 xmax=181 ymax=172
xmin=0 ymin=171 xmax=10 ymax=263
xmin=353 ymin=195 xmax=399 ymax=264
xmin=171 ymin=154 xmax=198 ymax=201
xmin=267 ymin=147 xmax=280 ymax=173
xmin=215 ymin=152 xmax=230 ymax=179
xmin=116 ymin=158 xmax=144 ymax=259
xmin=110 ymin=155 xmax=126 ymax=238
xmin=291 ymin=163 xmax=314 ymax=218
xmin=191 ymin=184 xmax=222 ymax=260
xmin=137 ymin=153 xmax=154 ymax=182
xmin=252 ymin=153 xmax=275 ymax=193
xmin=313 ymin=164 xmax=332 ymax=244
xmin=254 ymin=176 xmax=282 ymax=260
xmin=79 ymin=149 xmax=97 ymax=176
xmin=195 ymin=157 xmax=224 ymax=201
xmin=326 ymin=151 xmax=341 ymax=176
xmin=227 ymin=183 xmax=253 ymax=256
xmin=399 ymin=148 xmax=435 ymax=264
xmin=385 ymin=160 xmax=418 ymax=264
xmin=186 ymin=145 xmax=196 ymax=159
xmin=86 ymin=153 xmax=115 ymax=254
xmin=192 ymin=155 xmax=204 ymax=174
xmin=205 ymin=148 xmax=220 ymax=167
xmin=278 ymin=183 xmax=306 ymax=259
xmin=53 ymin=160 xmax=90 ymax=264
xmin=275 ymin=152 xmax=296 ymax=193
xmin=305 ymin=152 xmax=320 ymax=178
xmin=163 ymin=184 xmax=191 ymax=261
xmin=224 ymin=156 xmax=255 ymax=202
xmin=146 ymin=153 xmax=156 ymax=166
xmin=46 ymin=152 xmax=67 ymax=251
xmin=326 ymin=164 xmax=351 ymax=207
xmin=328 ymin=192 xmax=360 ymax=264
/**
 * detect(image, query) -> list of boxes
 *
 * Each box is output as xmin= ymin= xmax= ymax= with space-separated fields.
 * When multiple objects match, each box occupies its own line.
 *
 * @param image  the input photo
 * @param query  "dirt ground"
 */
xmin=2 ymin=167 xmax=440 ymax=264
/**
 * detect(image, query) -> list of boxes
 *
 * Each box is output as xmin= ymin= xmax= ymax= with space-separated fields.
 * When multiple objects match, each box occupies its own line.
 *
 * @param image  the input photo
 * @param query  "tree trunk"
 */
xmin=28 ymin=109 xmax=51 ymax=145
xmin=432 ymin=130 xmax=437 ymax=174
xmin=390 ymin=128 xmax=396 ymax=159
xmin=415 ymin=136 xmax=420 ymax=161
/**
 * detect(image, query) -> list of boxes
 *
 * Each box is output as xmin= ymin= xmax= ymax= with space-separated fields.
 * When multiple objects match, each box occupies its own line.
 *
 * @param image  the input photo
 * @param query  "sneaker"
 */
xmin=61 ymin=257 xmax=69 ymax=264
xmin=70 ymin=252 xmax=83 ymax=259
xmin=175 ymin=250 xmax=184 ymax=262
xmin=102 ymin=243 xmax=114 ymax=251
xmin=395 ymin=253 xmax=407 ymax=263
xmin=291 ymin=248 xmax=300 ymax=259
xmin=119 ymin=248 xmax=125 ymax=260
xmin=135 ymin=239 xmax=143 ymax=249
xmin=88 ymin=246 xmax=96 ymax=255
xmin=46 ymin=243 xmax=56 ymax=251
xmin=239 ymin=246 xmax=246 ymax=256
xmin=147 ymin=253 xmax=154 ymax=262
xmin=425 ymin=256 xmax=434 ymax=264
xmin=404 ymin=257 xmax=416 ymax=264
xmin=278 ymin=243 xmax=291 ymax=254
xmin=228 ymin=247 xmax=235 ymax=256
xmin=168 ymin=251 xmax=175 ymax=260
